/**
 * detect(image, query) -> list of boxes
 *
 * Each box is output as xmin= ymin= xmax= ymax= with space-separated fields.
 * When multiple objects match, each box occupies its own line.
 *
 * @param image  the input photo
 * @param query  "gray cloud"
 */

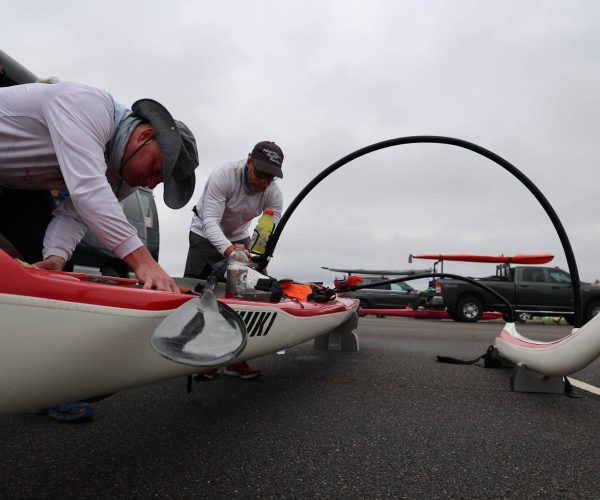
xmin=5 ymin=0 xmax=600 ymax=286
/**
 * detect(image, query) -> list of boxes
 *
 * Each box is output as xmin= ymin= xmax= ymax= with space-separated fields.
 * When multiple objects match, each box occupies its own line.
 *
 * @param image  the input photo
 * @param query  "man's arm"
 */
xmin=198 ymin=168 xmax=233 ymax=255
xmin=42 ymin=86 xmax=143 ymax=261
xmin=123 ymin=246 xmax=178 ymax=292
xmin=37 ymin=88 xmax=178 ymax=291
xmin=42 ymin=197 xmax=93 ymax=261
xmin=35 ymin=243 xmax=179 ymax=293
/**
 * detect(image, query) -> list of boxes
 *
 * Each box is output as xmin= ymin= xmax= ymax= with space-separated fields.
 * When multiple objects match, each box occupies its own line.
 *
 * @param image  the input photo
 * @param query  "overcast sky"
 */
xmin=5 ymin=0 xmax=600 ymax=287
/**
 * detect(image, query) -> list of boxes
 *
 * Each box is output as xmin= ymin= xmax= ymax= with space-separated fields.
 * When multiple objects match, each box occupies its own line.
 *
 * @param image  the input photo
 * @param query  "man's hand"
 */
xmin=123 ymin=246 xmax=179 ymax=293
xmin=224 ymin=244 xmax=236 ymax=257
xmin=224 ymin=244 xmax=252 ymax=260
xmin=32 ymin=255 xmax=66 ymax=270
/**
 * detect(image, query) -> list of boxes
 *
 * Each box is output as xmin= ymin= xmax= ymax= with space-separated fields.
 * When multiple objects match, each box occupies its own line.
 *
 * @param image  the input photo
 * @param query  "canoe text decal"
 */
xmin=237 ymin=310 xmax=277 ymax=337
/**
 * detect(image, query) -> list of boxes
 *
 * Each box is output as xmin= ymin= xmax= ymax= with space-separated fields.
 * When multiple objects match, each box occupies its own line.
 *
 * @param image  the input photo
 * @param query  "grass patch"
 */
xmin=528 ymin=316 xmax=569 ymax=325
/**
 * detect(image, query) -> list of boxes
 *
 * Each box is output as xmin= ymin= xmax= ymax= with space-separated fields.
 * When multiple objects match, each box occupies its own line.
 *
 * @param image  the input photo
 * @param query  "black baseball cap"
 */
xmin=250 ymin=141 xmax=284 ymax=179
xmin=132 ymin=99 xmax=199 ymax=209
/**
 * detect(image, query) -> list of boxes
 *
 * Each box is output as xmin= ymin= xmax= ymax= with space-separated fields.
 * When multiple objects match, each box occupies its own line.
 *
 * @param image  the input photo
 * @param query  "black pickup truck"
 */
xmin=435 ymin=265 xmax=600 ymax=323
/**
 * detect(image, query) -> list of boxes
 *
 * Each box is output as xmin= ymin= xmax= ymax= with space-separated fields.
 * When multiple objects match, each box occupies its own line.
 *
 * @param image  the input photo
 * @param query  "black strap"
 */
xmin=437 ymin=353 xmax=484 ymax=365
xmin=564 ymin=377 xmax=583 ymax=398
xmin=437 ymin=346 xmax=513 ymax=369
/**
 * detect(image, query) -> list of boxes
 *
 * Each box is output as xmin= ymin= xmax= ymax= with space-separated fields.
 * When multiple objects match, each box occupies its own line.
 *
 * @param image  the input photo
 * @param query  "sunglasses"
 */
xmin=121 ymin=136 xmax=154 ymax=169
xmin=251 ymin=162 xmax=277 ymax=182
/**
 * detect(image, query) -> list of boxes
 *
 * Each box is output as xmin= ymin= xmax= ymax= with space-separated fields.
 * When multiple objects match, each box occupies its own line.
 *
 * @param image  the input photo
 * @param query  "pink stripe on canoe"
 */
xmin=498 ymin=328 xmax=575 ymax=348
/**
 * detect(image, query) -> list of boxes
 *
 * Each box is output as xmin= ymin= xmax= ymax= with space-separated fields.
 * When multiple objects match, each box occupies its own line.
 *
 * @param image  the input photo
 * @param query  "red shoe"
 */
xmin=224 ymin=362 xmax=261 ymax=379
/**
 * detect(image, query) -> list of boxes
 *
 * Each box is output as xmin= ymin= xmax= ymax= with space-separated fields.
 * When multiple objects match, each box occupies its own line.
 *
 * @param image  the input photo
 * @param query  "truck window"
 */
xmin=548 ymin=269 xmax=571 ymax=283
xmin=521 ymin=267 xmax=546 ymax=283
xmin=121 ymin=193 xmax=143 ymax=223
xmin=362 ymin=278 xmax=390 ymax=290
xmin=391 ymin=282 xmax=413 ymax=292
xmin=138 ymin=189 xmax=158 ymax=229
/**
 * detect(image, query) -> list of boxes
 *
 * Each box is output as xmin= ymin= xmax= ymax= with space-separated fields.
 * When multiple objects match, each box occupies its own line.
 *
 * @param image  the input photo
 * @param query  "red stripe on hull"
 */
xmin=361 ymin=308 xmax=502 ymax=320
xmin=0 ymin=251 xmax=357 ymax=316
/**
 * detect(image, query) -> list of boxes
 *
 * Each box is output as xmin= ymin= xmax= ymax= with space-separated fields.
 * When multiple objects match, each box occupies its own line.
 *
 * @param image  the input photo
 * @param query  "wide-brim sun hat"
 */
xmin=132 ymin=99 xmax=199 ymax=209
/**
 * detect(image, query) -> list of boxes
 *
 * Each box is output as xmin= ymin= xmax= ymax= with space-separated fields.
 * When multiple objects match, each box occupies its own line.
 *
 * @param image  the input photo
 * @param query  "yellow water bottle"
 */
xmin=249 ymin=208 xmax=276 ymax=255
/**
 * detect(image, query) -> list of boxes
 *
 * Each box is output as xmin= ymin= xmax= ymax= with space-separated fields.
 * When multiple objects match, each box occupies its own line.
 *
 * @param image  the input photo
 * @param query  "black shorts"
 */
xmin=184 ymin=231 xmax=250 ymax=279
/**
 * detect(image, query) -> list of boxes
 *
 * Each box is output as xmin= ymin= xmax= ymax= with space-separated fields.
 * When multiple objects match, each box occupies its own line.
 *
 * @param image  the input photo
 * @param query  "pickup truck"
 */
xmin=435 ymin=265 xmax=600 ymax=323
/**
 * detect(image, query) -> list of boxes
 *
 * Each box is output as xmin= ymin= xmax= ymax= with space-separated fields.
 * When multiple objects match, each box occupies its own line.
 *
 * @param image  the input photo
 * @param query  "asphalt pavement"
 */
xmin=1 ymin=317 xmax=599 ymax=499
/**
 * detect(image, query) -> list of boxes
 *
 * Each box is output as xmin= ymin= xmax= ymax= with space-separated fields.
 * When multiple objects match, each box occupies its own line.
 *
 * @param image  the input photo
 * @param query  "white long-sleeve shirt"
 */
xmin=190 ymin=160 xmax=283 ymax=255
xmin=0 ymin=81 xmax=142 ymax=260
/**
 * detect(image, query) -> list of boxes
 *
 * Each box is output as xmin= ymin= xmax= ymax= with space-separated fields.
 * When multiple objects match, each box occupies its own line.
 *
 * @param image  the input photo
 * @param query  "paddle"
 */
xmin=151 ymin=289 xmax=247 ymax=367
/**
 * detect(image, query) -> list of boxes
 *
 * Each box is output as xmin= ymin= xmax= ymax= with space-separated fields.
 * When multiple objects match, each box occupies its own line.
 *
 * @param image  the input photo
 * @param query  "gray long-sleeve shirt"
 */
xmin=0 ymin=81 xmax=142 ymax=260
xmin=190 ymin=160 xmax=283 ymax=255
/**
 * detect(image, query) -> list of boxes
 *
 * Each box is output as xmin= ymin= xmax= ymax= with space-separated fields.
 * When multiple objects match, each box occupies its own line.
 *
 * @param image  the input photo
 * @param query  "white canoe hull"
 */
xmin=0 ymin=292 xmax=357 ymax=414
xmin=494 ymin=313 xmax=600 ymax=376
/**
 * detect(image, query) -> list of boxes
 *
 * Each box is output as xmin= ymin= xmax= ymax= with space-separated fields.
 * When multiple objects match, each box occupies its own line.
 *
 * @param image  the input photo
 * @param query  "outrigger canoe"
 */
xmin=0 ymin=250 xmax=358 ymax=414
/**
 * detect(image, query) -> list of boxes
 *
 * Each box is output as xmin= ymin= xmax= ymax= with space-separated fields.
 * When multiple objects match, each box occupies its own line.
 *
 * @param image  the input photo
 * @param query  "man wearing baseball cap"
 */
xmin=184 ymin=140 xmax=284 ymax=380
xmin=0 ymin=81 xmax=198 ymax=293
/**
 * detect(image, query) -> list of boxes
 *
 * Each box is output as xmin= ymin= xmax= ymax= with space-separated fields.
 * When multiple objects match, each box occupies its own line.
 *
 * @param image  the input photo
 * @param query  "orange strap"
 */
xmin=279 ymin=280 xmax=313 ymax=301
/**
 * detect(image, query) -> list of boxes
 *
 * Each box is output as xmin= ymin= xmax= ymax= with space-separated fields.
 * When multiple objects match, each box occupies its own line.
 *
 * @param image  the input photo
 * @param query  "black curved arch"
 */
xmin=259 ymin=136 xmax=582 ymax=326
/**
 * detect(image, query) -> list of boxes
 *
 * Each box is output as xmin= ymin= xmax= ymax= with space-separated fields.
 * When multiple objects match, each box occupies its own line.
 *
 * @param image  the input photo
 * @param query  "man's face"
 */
xmin=121 ymin=131 xmax=164 ymax=189
xmin=247 ymin=158 xmax=276 ymax=193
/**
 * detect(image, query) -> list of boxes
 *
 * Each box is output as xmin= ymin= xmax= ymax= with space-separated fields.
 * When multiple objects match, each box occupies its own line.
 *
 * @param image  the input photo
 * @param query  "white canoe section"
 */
xmin=0 ymin=292 xmax=357 ymax=415
xmin=494 ymin=314 xmax=600 ymax=376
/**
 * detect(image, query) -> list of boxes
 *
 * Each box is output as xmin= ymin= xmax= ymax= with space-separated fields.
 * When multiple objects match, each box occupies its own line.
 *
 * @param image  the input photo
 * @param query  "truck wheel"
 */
xmin=516 ymin=312 xmax=531 ymax=323
xmin=456 ymin=296 xmax=483 ymax=322
xmin=584 ymin=300 xmax=600 ymax=323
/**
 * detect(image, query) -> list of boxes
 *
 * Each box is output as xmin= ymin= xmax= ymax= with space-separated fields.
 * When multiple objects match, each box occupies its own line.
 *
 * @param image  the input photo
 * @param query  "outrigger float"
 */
xmin=0 ymin=250 xmax=359 ymax=415
xmin=410 ymin=253 xmax=600 ymax=391
xmin=493 ymin=317 xmax=600 ymax=392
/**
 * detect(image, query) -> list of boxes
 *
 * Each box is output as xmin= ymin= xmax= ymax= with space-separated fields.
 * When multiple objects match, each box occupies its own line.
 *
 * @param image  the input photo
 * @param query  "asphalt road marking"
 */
xmin=569 ymin=378 xmax=600 ymax=396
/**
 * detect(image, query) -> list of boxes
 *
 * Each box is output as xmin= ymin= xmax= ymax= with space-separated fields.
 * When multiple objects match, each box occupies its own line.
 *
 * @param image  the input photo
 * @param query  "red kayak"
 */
xmin=411 ymin=254 xmax=554 ymax=265
xmin=360 ymin=308 xmax=503 ymax=320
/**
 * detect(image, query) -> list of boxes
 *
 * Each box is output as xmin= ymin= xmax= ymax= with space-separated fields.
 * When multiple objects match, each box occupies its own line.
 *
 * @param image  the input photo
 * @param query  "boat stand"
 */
xmin=510 ymin=363 xmax=566 ymax=394
xmin=313 ymin=312 xmax=359 ymax=351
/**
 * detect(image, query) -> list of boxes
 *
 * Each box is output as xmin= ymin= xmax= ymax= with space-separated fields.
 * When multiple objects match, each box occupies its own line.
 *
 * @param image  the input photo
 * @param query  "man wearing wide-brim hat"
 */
xmin=0 ymin=80 xmax=199 ymax=292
